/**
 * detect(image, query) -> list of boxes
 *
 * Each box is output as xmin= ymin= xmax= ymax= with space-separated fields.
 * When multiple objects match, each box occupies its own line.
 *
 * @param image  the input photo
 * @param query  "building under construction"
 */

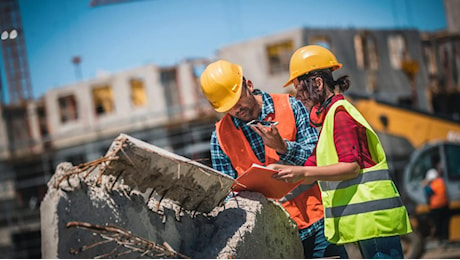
xmin=0 ymin=0 xmax=460 ymax=258
xmin=0 ymin=57 xmax=218 ymax=258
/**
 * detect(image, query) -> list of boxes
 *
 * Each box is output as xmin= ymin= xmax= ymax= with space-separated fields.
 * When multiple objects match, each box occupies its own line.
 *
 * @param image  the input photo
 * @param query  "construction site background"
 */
xmin=1 ymin=0 xmax=460 ymax=258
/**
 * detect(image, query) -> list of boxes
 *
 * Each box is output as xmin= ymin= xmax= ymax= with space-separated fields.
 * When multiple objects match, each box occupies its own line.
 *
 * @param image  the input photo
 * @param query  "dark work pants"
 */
xmin=430 ymin=206 xmax=450 ymax=241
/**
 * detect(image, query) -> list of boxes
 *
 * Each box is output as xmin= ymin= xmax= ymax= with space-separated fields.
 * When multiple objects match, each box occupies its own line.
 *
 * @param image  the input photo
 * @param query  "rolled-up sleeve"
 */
xmin=333 ymin=107 xmax=376 ymax=168
xmin=333 ymin=109 xmax=360 ymax=163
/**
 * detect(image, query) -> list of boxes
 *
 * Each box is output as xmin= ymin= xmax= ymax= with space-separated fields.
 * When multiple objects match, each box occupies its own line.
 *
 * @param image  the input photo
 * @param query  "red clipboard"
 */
xmin=231 ymin=164 xmax=302 ymax=200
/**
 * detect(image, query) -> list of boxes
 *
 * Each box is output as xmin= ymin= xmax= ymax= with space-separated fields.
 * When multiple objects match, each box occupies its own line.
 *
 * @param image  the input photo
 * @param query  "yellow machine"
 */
xmin=352 ymin=97 xmax=460 ymax=149
xmin=349 ymin=95 xmax=460 ymax=258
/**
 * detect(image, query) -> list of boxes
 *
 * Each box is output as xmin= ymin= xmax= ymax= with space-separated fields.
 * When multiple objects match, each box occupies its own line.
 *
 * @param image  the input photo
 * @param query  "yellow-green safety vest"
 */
xmin=316 ymin=99 xmax=412 ymax=244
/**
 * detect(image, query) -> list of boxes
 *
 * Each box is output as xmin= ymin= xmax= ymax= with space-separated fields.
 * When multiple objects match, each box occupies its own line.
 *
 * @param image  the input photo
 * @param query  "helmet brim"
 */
xmin=282 ymin=63 xmax=342 ymax=88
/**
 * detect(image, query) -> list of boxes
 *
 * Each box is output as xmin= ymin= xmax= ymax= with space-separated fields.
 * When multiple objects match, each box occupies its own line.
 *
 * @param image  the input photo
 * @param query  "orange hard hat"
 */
xmin=200 ymin=60 xmax=243 ymax=112
xmin=284 ymin=45 xmax=342 ymax=87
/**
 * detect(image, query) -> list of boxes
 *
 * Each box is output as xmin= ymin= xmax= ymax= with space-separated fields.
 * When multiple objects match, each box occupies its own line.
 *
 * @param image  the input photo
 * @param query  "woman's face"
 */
xmin=293 ymin=78 xmax=315 ymax=110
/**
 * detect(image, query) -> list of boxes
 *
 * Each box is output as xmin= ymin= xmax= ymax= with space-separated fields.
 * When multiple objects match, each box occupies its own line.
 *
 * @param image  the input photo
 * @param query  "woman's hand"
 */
xmin=266 ymin=164 xmax=316 ymax=184
xmin=267 ymin=161 xmax=360 ymax=184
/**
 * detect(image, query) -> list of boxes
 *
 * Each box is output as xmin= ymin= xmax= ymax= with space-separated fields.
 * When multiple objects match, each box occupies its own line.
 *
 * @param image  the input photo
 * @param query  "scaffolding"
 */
xmin=0 ymin=0 xmax=33 ymax=105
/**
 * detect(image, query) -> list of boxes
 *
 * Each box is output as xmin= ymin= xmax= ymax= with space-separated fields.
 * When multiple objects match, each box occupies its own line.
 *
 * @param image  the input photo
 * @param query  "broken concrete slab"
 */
xmin=101 ymin=133 xmax=235 ymax=213
xmin=42 ymin=180 xmax=303 ymax=258
xmin=41 ymin=134 xmax=304 ymax=258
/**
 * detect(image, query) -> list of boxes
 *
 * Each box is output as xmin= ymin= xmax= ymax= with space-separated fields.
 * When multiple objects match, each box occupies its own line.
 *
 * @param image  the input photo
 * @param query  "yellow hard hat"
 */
xmin=200 ymin=59 xmax=243 ymax=112
xmin=283 ymin=45 xmax=342 ymax=87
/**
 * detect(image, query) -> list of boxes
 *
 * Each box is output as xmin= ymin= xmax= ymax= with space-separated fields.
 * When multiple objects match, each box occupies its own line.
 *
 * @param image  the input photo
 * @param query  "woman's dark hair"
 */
xmin=297 ymin=69 xmax=350 ymax=105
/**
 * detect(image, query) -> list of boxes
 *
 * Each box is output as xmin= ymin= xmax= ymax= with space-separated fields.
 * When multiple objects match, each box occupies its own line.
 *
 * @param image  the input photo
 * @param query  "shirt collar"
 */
xmin=326 ymin=94 xmax=345 ymax=114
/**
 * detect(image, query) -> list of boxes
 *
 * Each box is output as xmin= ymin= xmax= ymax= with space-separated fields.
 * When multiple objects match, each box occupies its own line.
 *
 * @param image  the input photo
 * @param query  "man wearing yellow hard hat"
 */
xmin=200 ymin=59 xmax=348 ymax=258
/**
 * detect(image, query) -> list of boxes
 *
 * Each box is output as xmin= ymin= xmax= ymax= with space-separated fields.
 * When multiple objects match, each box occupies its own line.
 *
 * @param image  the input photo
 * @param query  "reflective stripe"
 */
xmin=319 ymin=169 xmax=390 ymax=191
xmin=278 ymin=182 xmax=317 ymax=203
xmin=325 ymin=196 xmax=403 ymax=218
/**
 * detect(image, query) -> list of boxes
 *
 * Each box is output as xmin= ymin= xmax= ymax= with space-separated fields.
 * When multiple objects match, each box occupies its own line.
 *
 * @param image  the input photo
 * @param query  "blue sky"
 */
xmin=1 ymin=0 xmax=447 ymax=100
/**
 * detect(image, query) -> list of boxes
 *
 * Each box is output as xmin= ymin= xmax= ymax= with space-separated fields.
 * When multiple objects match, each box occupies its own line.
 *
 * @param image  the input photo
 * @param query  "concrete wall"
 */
xmin=44 ymin=64 xmax=174 ymax=149
xmin=43 ymin=61 xmax=214 ymax=150
xmin=218 ymin=27 xmax=430 ymax=111
xmin=218 ymin=28 xmax=304 ymax=96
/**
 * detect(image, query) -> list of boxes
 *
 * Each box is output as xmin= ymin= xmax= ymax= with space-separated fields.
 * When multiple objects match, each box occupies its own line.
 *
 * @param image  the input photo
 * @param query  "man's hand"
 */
xmin=250 ymin=123 xmax=287 ymax=154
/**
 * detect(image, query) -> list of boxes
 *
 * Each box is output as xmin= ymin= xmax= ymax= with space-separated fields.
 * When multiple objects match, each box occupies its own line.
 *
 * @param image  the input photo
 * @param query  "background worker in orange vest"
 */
xmin=200 ymin=59 xmax=348 ymax=258
xmin=422 ymin=156 xmax=449 ymax=244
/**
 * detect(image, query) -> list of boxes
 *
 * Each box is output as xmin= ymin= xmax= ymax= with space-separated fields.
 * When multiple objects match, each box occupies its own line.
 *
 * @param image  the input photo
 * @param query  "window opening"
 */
xmin=58 ymin=94 xmax=78 ymax=123
xmin=92 ymin=85 xmax=114 ymax=115
xmin=266 ymin=40 xmax=294 ymax=75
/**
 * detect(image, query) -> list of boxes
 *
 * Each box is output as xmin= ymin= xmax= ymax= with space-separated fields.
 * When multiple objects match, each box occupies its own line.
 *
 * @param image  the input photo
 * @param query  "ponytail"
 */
xmin=334 ymin=75 xmax=350 ymax=92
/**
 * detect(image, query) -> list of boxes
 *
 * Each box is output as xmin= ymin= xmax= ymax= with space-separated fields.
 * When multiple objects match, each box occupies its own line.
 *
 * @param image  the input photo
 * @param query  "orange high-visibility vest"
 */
xmin=429 ymin=178 xmax=448 ymax=209
xmin=216 ymin=93 xmax=323 ymax=229
xmin=216 ymin=93 xmax=296 ymax=172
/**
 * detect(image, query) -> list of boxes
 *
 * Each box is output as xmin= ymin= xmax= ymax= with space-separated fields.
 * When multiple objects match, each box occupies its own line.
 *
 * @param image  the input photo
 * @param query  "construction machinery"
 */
xmin=349 ymin=94 xmax=460 ymax=258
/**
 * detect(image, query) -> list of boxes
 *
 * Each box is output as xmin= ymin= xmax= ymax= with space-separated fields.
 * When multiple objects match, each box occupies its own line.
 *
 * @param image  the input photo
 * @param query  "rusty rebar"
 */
xmin=66 ymin=221 xmax=189 ymax=259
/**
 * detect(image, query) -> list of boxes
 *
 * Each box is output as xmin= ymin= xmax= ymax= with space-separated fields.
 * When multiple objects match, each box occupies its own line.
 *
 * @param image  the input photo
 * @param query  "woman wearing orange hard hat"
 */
xmin=268 ymin=45 xmax=412 ymax=258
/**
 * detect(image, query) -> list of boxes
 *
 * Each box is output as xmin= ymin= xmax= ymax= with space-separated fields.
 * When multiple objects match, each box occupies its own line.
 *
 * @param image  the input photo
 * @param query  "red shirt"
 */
xmin=306 ymin=94 xmax=376 ymax=168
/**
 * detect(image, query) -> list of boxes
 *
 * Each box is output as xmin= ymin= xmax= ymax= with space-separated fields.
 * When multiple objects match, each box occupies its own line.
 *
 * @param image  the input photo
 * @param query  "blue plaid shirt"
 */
xmin=210 ymin=89 xmax=318 ymax=179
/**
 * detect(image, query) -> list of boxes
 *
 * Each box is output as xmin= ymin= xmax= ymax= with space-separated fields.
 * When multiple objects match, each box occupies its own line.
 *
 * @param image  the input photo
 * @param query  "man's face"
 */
xmin=293 ymin=78 xmax=314 ymax=110
xmin=227 ymin=81 xmax=258 ymax=122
